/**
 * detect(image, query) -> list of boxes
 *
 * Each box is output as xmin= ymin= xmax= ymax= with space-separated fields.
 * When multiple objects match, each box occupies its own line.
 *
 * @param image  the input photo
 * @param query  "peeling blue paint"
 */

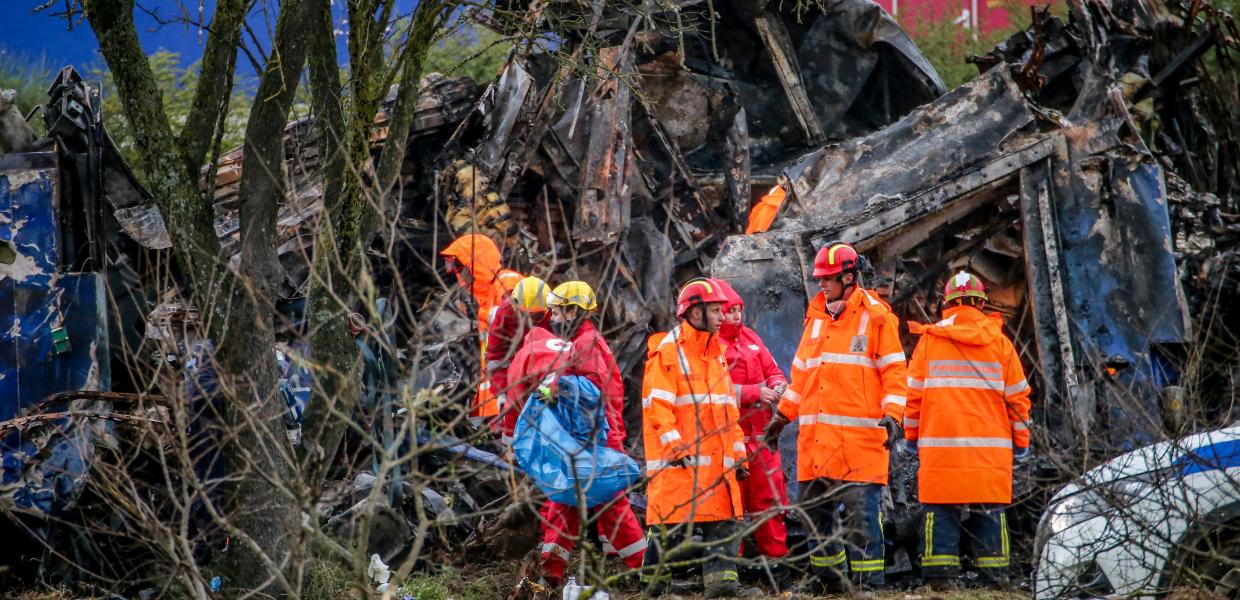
xmin=0 ymin=153 xmax=111 ymax=518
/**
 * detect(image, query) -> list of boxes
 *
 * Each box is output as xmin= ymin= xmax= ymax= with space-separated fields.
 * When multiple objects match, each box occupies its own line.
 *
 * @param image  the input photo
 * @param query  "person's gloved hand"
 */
xmin=903 ymin=439 xmax=918 ymax=457
xmin=736 ymin=466 xmax=750 ymax=481
xmin=1014 ymin=445 xmax=1032 ymax=463
xmin=763 ymin=413 xmax=791 ymax=451
xmin=878 ymin=415 xmax=903 ymax=449
xmin=666 ymin=439 xmax=693 ymax=467
xmin=758 ymin=387 xmax=781 ymax=404
xmin=537 ymin=385 xmax=555 ymax=405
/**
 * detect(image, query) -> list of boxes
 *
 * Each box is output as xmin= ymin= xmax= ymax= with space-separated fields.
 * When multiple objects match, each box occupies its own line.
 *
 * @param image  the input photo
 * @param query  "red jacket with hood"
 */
xmin=715 ymin=280 xmax=787 ymax=437
xmin=501 ymin=320 xmax=628 ymax=450
xmin=486 ymin=300 xmax=549 ymax=401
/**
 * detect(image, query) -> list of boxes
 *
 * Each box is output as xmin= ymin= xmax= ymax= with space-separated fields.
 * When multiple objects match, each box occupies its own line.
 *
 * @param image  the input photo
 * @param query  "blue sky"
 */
xmin=3 ymin=1 xmax=243 ymax=71
xmin=0 ymin=1 xmax=418 ymax=76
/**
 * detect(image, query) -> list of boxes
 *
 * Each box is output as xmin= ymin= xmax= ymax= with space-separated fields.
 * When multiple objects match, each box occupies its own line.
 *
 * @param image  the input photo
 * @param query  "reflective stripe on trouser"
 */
xmin=641 ymin=521 xmax=741 ymax=590
xmin=539 ymin=496 xmax=646 ymax=585
xmin=920 ymin=504 xmax=1010 ymax=581
xmin=799 ymin=478 xmax=886 ymax=586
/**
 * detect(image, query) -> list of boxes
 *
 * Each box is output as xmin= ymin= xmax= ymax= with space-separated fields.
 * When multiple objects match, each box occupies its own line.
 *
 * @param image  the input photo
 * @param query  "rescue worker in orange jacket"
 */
xmin=439 ymin=234 xmax=523 ymax=426
xmin=641 ymin=278 xmax=758 ymax=599
xmin=763 ymin=241 xmax=908 ymax=591
xmin=904 ymin=271 xmax=1032 ymax=587
xmin=713 ymin=278 xmax=790 ymax=561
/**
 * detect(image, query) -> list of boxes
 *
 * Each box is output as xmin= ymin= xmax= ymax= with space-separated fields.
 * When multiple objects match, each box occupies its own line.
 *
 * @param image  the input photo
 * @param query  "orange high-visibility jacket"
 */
xmin=905 ymin=305 xmax=1032 ymax=504
xmin=440 ymin=234 xmax=523 ymax=420
xmin=642 ymin=324 xmax=747 ymax=525
xmin=745 ymin=185 xmax=786 ymax=234
xmin=776 ymin=288 xmax=908 ymax=484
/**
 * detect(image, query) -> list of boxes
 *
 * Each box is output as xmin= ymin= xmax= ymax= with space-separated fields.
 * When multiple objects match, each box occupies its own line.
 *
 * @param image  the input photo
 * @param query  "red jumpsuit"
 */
xmin=486 ymin=300 xmax=548 ymax=443
xmin=717 ymin=281 xmax=789 ymax=558
xmin=504 ymin=323 xmax=645 ymax=585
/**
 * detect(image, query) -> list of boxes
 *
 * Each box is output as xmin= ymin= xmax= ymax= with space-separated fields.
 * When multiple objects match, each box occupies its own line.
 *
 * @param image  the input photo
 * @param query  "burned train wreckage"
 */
xmin=0 ymin=0 xmax=1237 ymax=586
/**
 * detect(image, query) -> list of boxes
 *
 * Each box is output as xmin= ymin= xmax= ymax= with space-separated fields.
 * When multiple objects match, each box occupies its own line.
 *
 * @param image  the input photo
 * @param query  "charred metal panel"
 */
xmin=575 ymin=48 xmax=634 ymax=243
xmin=724 ymin=108 xmax=751 ymax=228
xmin=789 ymin=0 xmax=946 ymax=140
xmin=711 ymin=230 xmax=813 ymax=500
xmin=785 ymin=68 xmax=1034 ymax=233
xmin=753 ymin=11 xmax=826 ymax=144
xmin=479 ymin=63 xmax=534 ymax=174
xmin=1020 ymin=158 xmax=1078 ymax=448
xmin=1052 ymin=148 xmax=1188 ymax=450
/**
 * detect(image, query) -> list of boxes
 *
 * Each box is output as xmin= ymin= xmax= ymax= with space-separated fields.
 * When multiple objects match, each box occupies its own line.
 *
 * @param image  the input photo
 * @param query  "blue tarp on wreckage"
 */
xmin=0 ymin=152 xmax=111 ymax=515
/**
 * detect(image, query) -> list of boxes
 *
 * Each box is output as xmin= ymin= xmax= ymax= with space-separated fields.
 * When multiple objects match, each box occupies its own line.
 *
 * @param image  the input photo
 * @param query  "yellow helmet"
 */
xmin=548 ymin=281 xmax=598 ymax=311
xmin=511 ymin=276 xmax=550 ymax=312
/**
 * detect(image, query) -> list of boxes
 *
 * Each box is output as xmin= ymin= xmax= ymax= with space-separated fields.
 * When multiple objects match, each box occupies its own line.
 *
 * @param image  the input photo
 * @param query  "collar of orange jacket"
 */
xmin=910 ymin=304 xmax=1002 ymax=346
xmin=652 ymin=323 xmax=723 ymax=361
xmin=806 ymin=285 xmax=876 ymax=321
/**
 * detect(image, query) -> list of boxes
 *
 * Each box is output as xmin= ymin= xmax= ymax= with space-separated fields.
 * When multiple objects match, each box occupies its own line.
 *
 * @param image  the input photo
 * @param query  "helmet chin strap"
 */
xmin=554 ymin=314 xmax=583 ymax=338
xmin=685 ymin=306 xmax=711 ymax=332
xmin=826 ymin=273 xmax=856 ymax=303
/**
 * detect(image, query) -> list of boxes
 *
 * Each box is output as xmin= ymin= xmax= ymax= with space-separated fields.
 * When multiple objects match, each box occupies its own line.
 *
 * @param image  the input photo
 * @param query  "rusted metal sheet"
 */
xmin=575 ymin=47 xmax=634 ymax=243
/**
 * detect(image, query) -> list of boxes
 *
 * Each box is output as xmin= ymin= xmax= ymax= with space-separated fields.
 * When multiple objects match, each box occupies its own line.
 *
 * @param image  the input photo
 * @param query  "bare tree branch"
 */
xmin=179 ymin=0 xmax=248 ymax=170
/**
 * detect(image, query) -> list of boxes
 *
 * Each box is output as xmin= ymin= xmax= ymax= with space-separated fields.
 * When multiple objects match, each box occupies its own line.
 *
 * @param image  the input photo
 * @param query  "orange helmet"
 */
xmin=813 ymin=241 xmax=860 ymax=278
xmin=676 ymin=278 xmax=729 ymax=319
xmin=944 ymin=271 xmax=988 ymax=303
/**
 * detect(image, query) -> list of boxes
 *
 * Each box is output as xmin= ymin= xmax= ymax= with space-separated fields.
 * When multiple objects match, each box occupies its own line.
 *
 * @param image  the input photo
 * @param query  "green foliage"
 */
xmin=94 ymin=50 xmax=252 ymax=178
xmin=302 ymin=557 xmax=358 ymax=600
xmin=0 ymin=50 xmax=58 ymax=136
xmin=423 ymin=25 xmax=512 ymax=85
xmin=394 ymin=577 xmax=452 ymax=600
xmin=900 ymin=0 xmax=1069 ymax=89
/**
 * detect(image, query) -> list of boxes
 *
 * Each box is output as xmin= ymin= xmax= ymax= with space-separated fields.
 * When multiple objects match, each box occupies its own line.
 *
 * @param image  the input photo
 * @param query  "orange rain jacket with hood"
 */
xmin=439 ymin=234 xmax=523 ymax=335
xmin=776 ymin=288 xmax=908 ymax=485
xmin=439 ymin=234 xmax=522 ymax=420
xmin=905 ymin=305 xmax=1032 ymax=504
xmin=642 ymin=324 xmax=747 ymax=525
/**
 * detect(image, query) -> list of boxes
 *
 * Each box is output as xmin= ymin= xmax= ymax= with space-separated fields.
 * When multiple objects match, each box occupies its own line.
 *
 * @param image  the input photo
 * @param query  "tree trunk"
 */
xmin=210 ymin=0 xmax=315 ymax=594
xmin=301 ymin=0 xmax=452 ymax=490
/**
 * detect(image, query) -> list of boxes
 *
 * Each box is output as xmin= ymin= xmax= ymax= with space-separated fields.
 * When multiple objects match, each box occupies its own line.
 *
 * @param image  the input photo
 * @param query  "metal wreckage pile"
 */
xmin=0 ymin=0 xmax=1237 ymax=587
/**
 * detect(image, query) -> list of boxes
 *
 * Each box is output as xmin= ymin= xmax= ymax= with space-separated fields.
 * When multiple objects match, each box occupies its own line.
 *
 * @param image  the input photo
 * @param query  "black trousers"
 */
xmin=799 ymin=478 xmax=886 ymax=586
xmin=640 ymin=521 xmax=742 ymax=590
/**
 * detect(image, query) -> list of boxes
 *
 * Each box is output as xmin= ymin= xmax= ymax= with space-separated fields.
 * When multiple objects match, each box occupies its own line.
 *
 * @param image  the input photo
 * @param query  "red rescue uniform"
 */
xmin=486 ymin=299 xmax=549 ymax=437
xmin=503 ymin=325 xmax=646 ymax=585
xmin=717 ymin=285 xmax=788 ymax=558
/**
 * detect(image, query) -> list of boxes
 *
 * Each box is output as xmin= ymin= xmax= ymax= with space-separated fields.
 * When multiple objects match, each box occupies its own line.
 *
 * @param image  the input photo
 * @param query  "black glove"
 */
xmin=878 ymin=415 xmax=903 ymax=449
xmin=736 ymin=466 xmax=750 ymax=481
xmin=763 ymin=414 xmax=790 ymax=451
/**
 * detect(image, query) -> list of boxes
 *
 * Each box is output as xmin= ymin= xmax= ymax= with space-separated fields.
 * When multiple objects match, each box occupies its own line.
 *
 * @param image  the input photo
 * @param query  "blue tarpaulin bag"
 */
xmin=513 ymin=375 xmax=640 ymax=507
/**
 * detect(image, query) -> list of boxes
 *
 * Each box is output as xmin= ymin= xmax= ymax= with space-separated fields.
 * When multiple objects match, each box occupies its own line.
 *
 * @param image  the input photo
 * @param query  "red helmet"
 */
xmin=813 ymin=241 xmax=860 ymax=278
xmin=944 ymin=271 xmax=988 ymax=303
xmin=676 ymin=278 xmax=729 ymax=319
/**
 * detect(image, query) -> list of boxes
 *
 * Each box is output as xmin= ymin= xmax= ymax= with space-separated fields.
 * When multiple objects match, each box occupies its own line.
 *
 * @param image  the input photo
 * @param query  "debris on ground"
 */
xmin=0 ymin=0 xmax=1235 ymax=592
